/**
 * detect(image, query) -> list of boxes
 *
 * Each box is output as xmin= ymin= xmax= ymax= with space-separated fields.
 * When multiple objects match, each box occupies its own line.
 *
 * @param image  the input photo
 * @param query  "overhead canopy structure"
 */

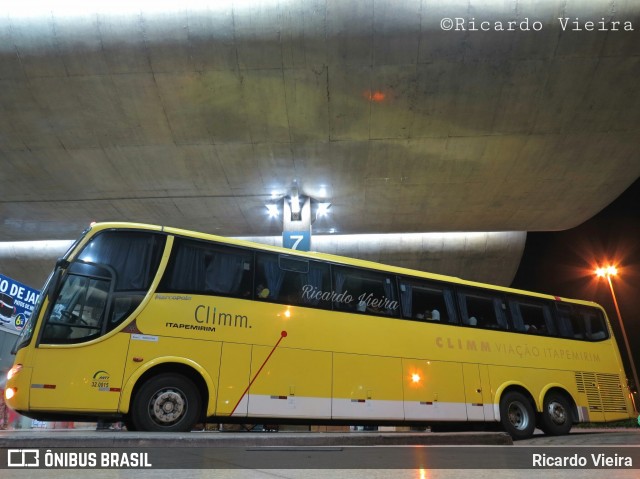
xmin=1 ymin=1 xmax=639 ymax=288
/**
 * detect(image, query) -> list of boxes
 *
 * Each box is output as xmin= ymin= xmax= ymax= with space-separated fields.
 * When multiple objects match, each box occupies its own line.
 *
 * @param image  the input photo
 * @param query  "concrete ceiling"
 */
xmin=1 ymin=1 xmax=640 ymax=288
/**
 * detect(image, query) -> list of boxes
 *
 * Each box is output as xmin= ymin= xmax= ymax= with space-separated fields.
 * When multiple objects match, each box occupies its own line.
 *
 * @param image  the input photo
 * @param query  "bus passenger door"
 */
xmin=463 ymin=363 xmax=487 ymax=421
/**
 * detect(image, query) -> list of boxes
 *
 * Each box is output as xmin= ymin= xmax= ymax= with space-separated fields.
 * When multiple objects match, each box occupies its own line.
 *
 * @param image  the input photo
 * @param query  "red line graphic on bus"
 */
xmin=230 ymin=331 xmax=288 ymax=416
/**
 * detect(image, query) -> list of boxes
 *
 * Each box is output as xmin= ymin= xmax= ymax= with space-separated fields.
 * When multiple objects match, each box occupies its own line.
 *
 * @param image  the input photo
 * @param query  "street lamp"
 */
xmin=595 ymin=265 xmax=639 ymax=411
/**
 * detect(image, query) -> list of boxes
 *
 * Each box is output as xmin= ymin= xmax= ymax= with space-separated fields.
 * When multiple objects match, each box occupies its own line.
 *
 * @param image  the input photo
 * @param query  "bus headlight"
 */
xmin=5 ymin=388 xmax=16 ymax=400
xmin=7 ymin=364 xmax=22 ymax=381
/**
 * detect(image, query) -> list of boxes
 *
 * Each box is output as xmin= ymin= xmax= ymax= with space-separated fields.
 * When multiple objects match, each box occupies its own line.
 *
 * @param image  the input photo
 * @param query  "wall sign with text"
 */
xmin=282 ymin=231 xmax=311 ymax=251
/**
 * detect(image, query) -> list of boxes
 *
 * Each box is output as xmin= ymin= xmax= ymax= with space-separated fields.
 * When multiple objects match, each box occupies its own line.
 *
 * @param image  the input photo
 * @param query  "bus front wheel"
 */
xmin=131 ymin=373 xmax=201 ymax=432
xmin=539 ymin=393 xmax=573 ymax=436
xmin=499 ymin=391 xmax=535 ymax=440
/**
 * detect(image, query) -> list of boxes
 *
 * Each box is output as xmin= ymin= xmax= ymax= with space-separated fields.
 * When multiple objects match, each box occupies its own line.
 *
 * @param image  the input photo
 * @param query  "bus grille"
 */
xmin=575 ymin=372 xmax=627 ymax=412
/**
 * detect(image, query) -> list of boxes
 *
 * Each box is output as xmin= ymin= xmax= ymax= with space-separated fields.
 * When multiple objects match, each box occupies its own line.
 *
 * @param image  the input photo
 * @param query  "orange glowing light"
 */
xmin=364 ymin=90 xmax=386 ymax=102
xmin=418 ymin=468 xmax=431 ymax=479
xmin=7 ymin=364 xmax=22 ymax=380
xmin=411 ymin=373 xmax=421 ymax=384
xmin=595 ymin=265 xmax=618 ymax=277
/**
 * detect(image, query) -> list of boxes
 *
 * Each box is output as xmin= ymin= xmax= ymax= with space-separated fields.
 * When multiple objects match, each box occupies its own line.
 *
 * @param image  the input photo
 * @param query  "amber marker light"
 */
xmin=411 ymin=373 xmax=421 ymax=384
xmin=7 ymin=364 xmax=22 ymax=380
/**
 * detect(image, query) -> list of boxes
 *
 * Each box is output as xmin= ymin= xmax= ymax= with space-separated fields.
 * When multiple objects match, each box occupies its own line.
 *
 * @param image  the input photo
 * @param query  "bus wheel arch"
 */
xmin=538 ymin=387 xmax=576 ymax=436
xmin=498 ymin=386 xmax=536 ymax=440
xmin=128 ymin=363 xmax=209 ymax=432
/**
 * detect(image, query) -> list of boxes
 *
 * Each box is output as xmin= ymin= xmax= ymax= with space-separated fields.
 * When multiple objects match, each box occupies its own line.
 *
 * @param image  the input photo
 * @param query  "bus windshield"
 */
xmin=12 ymin=226 xmax=93 ymax=352
xmin=37 ymin=230 xmax=165 ymax=345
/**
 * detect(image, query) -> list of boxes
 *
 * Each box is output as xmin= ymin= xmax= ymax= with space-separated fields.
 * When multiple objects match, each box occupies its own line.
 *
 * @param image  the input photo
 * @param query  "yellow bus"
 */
xmin=5 ymin=222 xmax=637 ymax=438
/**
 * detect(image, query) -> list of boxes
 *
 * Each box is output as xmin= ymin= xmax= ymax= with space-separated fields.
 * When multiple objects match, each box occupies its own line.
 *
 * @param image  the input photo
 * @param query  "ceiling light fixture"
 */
xmin=266 ymin=204 xmax=279 ymax=218
xmin=317 ymin=202 xmax=331 ymax=218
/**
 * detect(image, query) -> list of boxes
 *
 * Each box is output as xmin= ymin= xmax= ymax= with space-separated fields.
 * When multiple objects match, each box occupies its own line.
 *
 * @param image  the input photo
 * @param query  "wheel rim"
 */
xmin=507 ymin=401 xmax=530 ymax=431
xmin=547 ymin=400 xmax=567 ymax=426
xmin=148 ymin=388 xmax=187 ymax=426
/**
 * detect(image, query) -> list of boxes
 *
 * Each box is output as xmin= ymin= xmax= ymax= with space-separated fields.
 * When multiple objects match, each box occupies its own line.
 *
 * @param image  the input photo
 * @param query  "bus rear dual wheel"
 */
xmin=130 ymin=373 xmax=202 ymax=432
xmin=499 ymin=391 xmax=572 ymax=440
xmin=539 ymin=393 xmax=573 ymax=436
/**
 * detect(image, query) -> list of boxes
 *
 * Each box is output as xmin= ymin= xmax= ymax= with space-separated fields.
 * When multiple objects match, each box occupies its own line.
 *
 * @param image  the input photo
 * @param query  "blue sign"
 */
xmin=0 ymin=273 xmax=41 ymax=332
xmin=283 ymin=231 xmax=311 ymax=251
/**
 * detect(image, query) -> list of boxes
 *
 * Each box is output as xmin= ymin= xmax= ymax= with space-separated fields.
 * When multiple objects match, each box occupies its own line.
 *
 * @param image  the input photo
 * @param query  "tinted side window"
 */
xmin=508 ymin=298 xmax=555 ymax=335
xmin=76 ymin=231 xmax=166 ymax=332
xmin=556 ymin=303 xmax=585 ymax=339
xmin=580 ymin=306 xmax=609 ymax=341
xmin=399 ymin=278 xmax=457 ymax=323
xmin=159 ymin=238 xmax=253 ymax=297
xmin=78 ymin=231 xmax=165 ymax=291
xmin=458 ymin=291 xmax=508 ymax=329
xmin=332 ymin=266 xmax=399 ymax=316
xmin=255 ymin=253 xmax=331 ymax=308
xmin=556 ymin=303 xmax=608 ymax=341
